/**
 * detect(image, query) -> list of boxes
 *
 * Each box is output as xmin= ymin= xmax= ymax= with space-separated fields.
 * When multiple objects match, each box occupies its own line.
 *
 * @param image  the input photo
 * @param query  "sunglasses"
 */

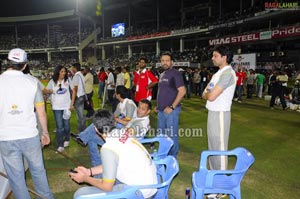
xmin=59 ymin=84 xmax=62 ymax=91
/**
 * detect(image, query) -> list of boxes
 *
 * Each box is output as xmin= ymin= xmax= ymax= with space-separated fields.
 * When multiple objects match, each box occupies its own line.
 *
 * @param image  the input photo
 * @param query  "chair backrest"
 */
xmin=139 ymin=135 xmax=174 ymax=159
xmin=137 ymin=155 xmax=180 ymax=199
xmin=234 ymin=147 xmax=255 ymax=172
xmin=198 ymin=147 xmax=254 ymax=188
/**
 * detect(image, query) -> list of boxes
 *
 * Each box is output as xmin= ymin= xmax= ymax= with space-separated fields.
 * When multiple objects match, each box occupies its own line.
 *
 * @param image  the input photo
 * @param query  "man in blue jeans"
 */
xmin=71 ymin=99 xmax=152 ymax=168
xmin=156 ymin=52 xmax=186 ymax=158
xmin=0 ymin=48 xmax=54 ymax=199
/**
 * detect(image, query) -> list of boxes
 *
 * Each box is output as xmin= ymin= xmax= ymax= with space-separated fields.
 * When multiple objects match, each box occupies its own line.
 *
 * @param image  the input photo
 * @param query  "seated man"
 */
xmin=69 ymin=110 xmax=157 ymax=199
xmin=113 ymin=85 xmax=137 ymax=129
xmin=71 ymin=99 xmax=152 ymax=167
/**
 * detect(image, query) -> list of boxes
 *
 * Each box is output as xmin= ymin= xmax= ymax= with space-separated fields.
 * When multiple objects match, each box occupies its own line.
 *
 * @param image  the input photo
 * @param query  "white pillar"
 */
xmin=156 ymin=41 xmax=160 ymax=57
xmin=47 ymin=52 xmax=51 ymax=63
xmin=180 ymin=38 xmax=184 ymax=53
xmin=101 ymin=46 xmax=106 ymax=60
xmin=128 ymin=44 xmax=132 ymax=59
xmin=78 ymin=49 xmax=83 ymax=64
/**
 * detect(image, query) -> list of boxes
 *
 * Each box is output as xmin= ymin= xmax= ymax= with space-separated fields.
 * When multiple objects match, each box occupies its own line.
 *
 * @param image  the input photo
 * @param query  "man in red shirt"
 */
xmin=133 ymin=57 xmax=158 ymax=104
xmin=235 ymin=66 xmax=247 ymax=103
xmin=97 ymin=67 xmax=107 ymax=99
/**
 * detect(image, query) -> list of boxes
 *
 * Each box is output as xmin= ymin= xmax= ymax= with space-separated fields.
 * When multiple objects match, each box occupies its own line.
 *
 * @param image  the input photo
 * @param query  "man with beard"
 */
xmin=133 ymin=57 xmax=158 ymax=104
xmin=156 ymin=52 xmax=186 ymax=158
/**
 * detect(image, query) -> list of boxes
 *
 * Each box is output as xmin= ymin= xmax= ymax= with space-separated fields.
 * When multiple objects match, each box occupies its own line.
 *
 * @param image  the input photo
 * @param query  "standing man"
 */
xmin=70 ymin=63 xmax=86 ymax=132
xmin=235 ymin=66 xmax=247 ymax=103
xmin=200 ymin=67 xmax=210 ymax=97
xmin=157 ymin=52 xmax=186 ymax=158
xmin=256 ymin=71 xmax=265 ymax=98
xmin=106 ymin=68 xmax=115 ymax=106
xmin=97 ymin=67 xmax=107 ymax=99
xmin=83 ymin=66 xmax=95 ymax=118
xmin=0 ymin=48 xmax=54 ymax=199
xmin=133 ymin=57 xmax=158 ymax=104
xmin=202 ymin=45 xmax=237 ymax=171
xmin=122 ymin=66 xmax=131 ymax=90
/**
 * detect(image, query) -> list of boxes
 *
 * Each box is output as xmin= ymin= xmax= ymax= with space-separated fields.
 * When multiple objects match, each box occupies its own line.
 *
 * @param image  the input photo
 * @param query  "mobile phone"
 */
xmin=69 ymin=169 xmax=78 ymax=173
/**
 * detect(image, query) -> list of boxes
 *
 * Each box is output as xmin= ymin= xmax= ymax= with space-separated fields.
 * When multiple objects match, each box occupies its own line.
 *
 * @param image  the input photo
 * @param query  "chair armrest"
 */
xmin=75 ymin=186 xmax=144 ymax=199
xmin=139 ymin=137 xmax=158 ymax=144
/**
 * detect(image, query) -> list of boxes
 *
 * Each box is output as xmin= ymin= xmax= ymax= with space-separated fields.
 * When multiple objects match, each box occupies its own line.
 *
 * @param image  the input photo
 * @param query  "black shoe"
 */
xmin=70 ymin=133 xmax=86 ymax=147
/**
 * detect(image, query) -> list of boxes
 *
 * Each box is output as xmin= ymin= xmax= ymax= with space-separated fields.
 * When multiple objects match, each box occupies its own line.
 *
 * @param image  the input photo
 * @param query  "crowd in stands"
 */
xmin=0 ymin=27 xmax=93 ymax=50
xmin=0 ymin=1 xmax=267 ymax=50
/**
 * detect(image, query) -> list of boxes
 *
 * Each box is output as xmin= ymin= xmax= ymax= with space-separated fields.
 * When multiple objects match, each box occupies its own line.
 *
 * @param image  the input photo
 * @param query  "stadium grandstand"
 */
xmin=1 ymin=1 xmax=300 ymax=199
xmin=0 ymin=0 xmax=299 ymax=76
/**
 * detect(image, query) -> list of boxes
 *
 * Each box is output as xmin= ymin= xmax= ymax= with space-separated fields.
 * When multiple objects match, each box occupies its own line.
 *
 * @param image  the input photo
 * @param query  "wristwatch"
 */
xmin=169 ymin=105 xmax=175 ymax=110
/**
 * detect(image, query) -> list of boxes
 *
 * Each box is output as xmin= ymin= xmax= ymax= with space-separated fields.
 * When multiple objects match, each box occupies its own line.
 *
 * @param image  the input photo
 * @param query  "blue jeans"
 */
xmin=157 ymin=106 xmax=181 ymax=158
xmin=75 ymin=96 xmax=86 ymax=132
xmin=0 ymin=135 xmax=54 ymax=199
xmin=236 ymin=85 xmax=243 ymax=101
xmin=79 ymin=124 xmax=105 ymax=167
xmin=98 ymin=81 xmax=105 ymax=99
xmin=53 ymin=110 xmax=70 ymax=147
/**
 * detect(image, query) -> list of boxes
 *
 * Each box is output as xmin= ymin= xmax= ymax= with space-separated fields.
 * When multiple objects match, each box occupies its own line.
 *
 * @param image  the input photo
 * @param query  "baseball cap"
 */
xmin=8 ymin=48 xmax=27 ymax=63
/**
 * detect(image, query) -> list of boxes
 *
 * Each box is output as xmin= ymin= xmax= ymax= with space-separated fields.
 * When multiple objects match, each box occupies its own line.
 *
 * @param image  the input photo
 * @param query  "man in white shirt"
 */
xmin=112 ymin=67 xmax=125 ymax=112
xmin=70 ymin=110 xmax=157 ymax=199
xmin=0 ymin=48 xmax=54 ymax=199
xmin=202 ymin=45 xmax=237 ymax=171
xmin=202 ymin=45 xmax=236 ymax=199
xmin=70 ymin=63 xmax=86 ymax=132
xmin=83 ymin=67 xmax=95 ymax=118
xmin=106 ymin=68 xmax=115 ymax=106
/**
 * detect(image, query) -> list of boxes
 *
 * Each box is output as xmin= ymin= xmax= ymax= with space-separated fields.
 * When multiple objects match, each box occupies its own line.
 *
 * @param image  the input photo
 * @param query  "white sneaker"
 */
xmin=56 ymin=147 xmax=64 ymax=153
xmin=64 ymin=141 xmax=70 ymax=147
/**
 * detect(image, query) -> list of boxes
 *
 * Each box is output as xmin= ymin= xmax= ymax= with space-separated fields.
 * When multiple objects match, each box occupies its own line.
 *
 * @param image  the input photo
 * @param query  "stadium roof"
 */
xmin=0 ymin=0 xmax=242 ymax=17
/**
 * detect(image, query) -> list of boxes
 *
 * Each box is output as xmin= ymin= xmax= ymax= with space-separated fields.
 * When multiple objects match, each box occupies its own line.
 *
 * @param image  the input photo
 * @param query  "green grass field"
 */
xmin=10 ymin=86 xmax=300 ymax=199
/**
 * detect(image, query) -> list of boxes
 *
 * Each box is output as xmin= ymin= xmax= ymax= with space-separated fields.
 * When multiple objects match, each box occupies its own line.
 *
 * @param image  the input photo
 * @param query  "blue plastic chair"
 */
xmin=139 ymin=135 xmax=174 ymax=159
xmin=74 ymin=156 xmax=179 ymax=199
xmin=191 ymin=147 xmax=255 ymax=199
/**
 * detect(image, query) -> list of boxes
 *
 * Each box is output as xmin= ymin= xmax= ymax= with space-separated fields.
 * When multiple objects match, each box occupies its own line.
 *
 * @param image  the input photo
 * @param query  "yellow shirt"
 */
xmin=123 ymin=72 xmax=131 ymax=89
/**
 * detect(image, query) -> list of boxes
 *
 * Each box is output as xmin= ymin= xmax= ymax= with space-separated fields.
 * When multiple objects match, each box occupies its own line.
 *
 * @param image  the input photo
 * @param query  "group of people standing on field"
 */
xmin=3 ymin=44 xmax=292 ymax=199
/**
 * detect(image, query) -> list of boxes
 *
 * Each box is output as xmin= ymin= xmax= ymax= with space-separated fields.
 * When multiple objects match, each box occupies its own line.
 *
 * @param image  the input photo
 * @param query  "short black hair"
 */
xmin=116 ymin=85 xmax=130 ymax=99
xmin=115 ymin=66 xmax=122 ymax=73
xmin=139 ymin=99 xmax=152 ymax=110
xmin=8 ymin=63 xmax=26 ymax=71
xmin=72 ymin=63 xmax=81 ymax=71
xmin=93 ymin=110 xmax=115 ymax=134
xmin=139 ymin=57 xmax=148 ymax=63
xmin=161 ymin=52 xmax=173 ymax=61
xmin=213 ymin=45 xmax=233 ymax=64
xmin=107 ymin=68 xmax=113 ymax=73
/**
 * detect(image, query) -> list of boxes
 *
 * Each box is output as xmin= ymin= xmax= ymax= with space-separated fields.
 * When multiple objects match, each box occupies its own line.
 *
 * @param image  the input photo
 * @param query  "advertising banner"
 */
xmin=231 ymin=53 xmax=256 ymax=71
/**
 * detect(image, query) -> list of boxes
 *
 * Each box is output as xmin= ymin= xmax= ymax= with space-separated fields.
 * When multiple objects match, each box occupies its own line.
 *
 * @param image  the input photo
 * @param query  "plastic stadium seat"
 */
xmin=191 ymin=147 xmax=255 ymax=199
xmin=139 ymin=135 xmax=174 ymax=159
xmin=74 ymin=156 xmax=179 ymax=199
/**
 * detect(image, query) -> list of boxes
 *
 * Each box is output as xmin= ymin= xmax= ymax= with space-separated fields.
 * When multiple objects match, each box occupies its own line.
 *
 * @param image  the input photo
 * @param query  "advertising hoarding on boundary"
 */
xmin=231 ymin=53 xmax=256 ymax=71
